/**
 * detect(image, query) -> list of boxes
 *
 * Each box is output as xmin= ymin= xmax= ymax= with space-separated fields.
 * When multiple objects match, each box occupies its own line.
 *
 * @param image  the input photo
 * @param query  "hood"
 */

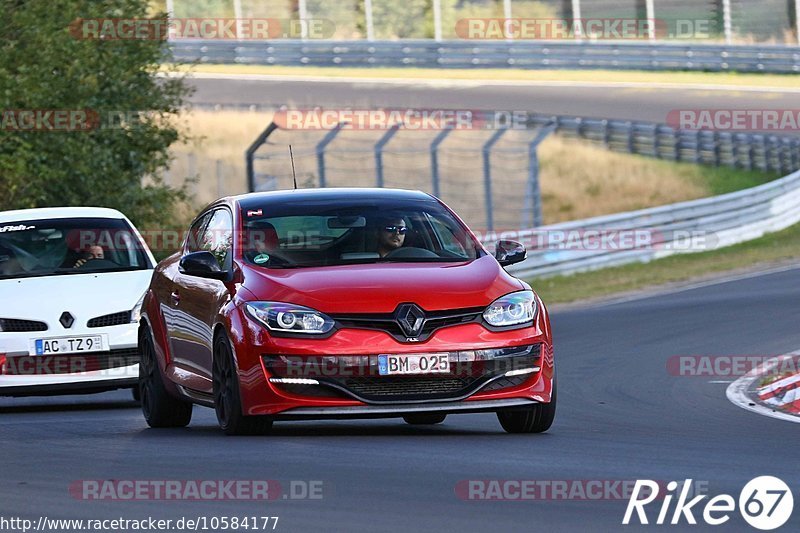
xmin=0 ymin=270 xmax=152 ymax=327
xmin=242 ymin=255 xmax=523 ymax=313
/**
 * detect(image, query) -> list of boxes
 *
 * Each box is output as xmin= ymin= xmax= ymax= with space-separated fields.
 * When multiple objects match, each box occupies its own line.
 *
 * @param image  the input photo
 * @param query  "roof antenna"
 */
xmin=289 ymin=144 xmax=298 ymax=190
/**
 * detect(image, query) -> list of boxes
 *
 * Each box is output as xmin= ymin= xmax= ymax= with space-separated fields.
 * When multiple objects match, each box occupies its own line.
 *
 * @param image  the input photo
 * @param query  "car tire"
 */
xmin=403 ymin=413 xmax=447 ymax=425
xmin=213 ymin=333 xmax=273 ymax=436
xmin=131 ymin=386 xmax=140 ymax=403
xmin=139 ymin=327 xmax=192 ymax=428
xmin=496 ymin=374 xmax=557 ymax=434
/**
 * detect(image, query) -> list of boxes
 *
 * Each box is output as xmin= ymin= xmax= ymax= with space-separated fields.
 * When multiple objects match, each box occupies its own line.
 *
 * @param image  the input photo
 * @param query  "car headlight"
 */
xmin=483 ymin=290 xmax=537 ymax=327
xmin=245 ymin=302 xmax=335 ymax=335
xmin=130 ymin=292 xmax=146 ymax=323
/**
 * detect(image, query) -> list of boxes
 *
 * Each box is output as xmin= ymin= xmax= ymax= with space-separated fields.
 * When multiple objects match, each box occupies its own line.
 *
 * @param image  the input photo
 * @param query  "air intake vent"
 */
xmin=0 ymin=318 xmax=48 ymax=332
xmin=87 ymin=311 xmax=131 ymax=328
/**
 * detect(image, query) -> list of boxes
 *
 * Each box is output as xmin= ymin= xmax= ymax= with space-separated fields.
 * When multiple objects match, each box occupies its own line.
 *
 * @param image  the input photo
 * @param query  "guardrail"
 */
xmin=172 ymin=39 xmax=800 ymax=73
xmin=494 ymin=168 xmax=800 ymax=278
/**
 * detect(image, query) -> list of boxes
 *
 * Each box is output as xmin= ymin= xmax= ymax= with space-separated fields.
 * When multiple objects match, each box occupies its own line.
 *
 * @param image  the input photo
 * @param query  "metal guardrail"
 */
xmin=526 ymin=113 xmax=800 ymax=175
xmin=172 ymin=39 xmax=800 ymax=73
xmin=494 ymin=168 xmax=800 ymax=278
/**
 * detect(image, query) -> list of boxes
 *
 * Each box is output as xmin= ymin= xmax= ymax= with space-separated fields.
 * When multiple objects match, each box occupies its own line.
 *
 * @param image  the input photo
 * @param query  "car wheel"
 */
xmin=496 ymin=374 xmax=557 ymax=434
xmin=139 ymin=327 xmax=192 ymax=428
xmin=403 ymin=413 xmax=447 ymax=425
xmin=212 ymin=333 xmax=273 ymax=436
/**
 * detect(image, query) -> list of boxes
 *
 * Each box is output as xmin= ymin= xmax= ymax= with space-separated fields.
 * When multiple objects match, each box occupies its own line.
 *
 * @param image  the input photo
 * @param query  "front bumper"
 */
xmin=231 ymin=306 xmax=554 ymax=416
xmin=0 ymin=323 xmax=139 ymax=396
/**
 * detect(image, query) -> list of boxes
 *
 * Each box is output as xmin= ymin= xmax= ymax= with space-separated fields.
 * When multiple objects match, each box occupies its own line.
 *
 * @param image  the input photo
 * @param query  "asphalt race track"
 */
xmin=3 ymin=266 xmax=799 ymax=532
xmin=187 ymin=75 xmax=800 ymax=125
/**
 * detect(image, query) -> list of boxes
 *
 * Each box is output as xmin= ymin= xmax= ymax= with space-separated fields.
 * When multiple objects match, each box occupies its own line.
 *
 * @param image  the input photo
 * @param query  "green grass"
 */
xmin=174 ymin=64 xmax=800 ymax=89
xmin=532 ymin=221 xmax=800 ymax=305
xmin=691 ymin=166 xmax=780 ymax=196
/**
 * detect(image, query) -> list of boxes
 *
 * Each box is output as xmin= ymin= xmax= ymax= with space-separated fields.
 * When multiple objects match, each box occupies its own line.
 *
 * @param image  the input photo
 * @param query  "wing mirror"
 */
xmin=495 ymin=240 xmax=527 ymax=267
xmin=179 ymin=251 xmax=227 ymax=280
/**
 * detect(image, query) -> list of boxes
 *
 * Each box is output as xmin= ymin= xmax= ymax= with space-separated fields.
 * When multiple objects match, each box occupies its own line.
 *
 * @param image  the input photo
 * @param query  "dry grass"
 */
xmin=170 ymin=109 xmax=732 ymax=227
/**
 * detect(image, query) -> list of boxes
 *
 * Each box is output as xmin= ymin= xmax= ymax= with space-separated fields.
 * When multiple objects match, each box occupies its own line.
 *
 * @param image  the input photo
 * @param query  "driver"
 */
xmin=376 ymin=216 xmax=407 ymax=258
xmin=73 ymin=245 xmax=104 ymax=268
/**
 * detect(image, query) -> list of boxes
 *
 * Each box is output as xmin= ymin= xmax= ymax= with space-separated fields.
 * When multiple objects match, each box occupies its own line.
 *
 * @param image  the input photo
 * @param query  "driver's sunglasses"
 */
xmin=383 ymin=226 xmax=408 ymax=235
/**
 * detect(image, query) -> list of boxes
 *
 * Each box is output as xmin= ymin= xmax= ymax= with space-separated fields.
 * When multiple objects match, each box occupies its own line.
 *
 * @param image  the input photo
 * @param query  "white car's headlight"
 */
xmin=130 ymin=292 xmax=146 ymax=323
xmin=483 ymin=290 xmax=537 ymax=327
xmin=245 ymin=302 xmax=335 ymax=335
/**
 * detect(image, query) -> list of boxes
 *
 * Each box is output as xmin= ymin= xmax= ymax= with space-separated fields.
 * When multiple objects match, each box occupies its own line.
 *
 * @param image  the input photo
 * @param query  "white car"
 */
xmin=0 ymin=207 xmax=155 ymax=397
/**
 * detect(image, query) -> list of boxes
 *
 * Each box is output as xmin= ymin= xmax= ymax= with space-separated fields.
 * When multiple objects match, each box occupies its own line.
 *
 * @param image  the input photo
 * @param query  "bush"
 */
xmin=0 ymin=0 xmax=192 ymax=230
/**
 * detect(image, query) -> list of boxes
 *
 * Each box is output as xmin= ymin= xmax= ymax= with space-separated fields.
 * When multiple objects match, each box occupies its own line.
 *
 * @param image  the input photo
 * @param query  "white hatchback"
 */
xmin=0 ymin=207 xmax=155 ymax=396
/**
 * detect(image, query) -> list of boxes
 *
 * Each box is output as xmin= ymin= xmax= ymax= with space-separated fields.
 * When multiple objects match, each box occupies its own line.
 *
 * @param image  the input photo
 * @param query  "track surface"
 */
xmin=3 ymin=267 xmax=800 ymax=532
xmin=188 ymin=76 xmax=800 ymax=124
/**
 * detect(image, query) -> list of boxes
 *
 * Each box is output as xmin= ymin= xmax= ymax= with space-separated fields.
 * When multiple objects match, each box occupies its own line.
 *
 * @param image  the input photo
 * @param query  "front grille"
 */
xmin=87 ymin=311 xmax=131 ymax=328
xmin=2 ymin=348 xmax=139 ymax=376
xmin=0 ymin=318 xmax=48 ymax=332
xmin=342 ymin=375 xmax=478 ymax=400
xmin=264 ymin=345 xmax=540 ymax=403
xmin=332 ymin=306 xmax=484 ymax=342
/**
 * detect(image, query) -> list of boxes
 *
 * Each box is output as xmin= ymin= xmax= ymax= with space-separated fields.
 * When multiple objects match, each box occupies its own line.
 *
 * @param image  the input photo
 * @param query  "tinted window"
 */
xmin=0 ymin=217 xmax=152 ymax=279
xmin=201 ymin=209 xmax=233 ymax=270
xmin=241 ymin=198 xmax=481 ymax=268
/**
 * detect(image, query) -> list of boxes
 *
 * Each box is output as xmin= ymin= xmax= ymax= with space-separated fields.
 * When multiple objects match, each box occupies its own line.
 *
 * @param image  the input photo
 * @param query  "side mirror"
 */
xmin=495 ymin=240 xmax=526 ymax=267
xmin=179 ymin=251 xmax=227 ymax=280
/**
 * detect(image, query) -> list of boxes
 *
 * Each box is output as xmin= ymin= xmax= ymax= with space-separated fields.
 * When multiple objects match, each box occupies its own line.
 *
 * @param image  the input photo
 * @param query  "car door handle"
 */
xmin=170 ymin=291 xmax=181 ymax=305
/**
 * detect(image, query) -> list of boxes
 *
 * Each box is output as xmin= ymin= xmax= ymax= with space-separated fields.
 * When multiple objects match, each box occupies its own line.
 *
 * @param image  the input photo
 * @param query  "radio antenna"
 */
xmin=289 ymin=144 xmax=298 ymax=190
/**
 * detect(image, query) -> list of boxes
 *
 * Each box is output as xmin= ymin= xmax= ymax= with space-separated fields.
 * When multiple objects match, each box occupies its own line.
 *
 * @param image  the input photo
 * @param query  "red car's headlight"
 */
xmin=245 ymin=302 xmax=335 ymax=335
xmin=483 ymin=290 xmax=537 ymax=327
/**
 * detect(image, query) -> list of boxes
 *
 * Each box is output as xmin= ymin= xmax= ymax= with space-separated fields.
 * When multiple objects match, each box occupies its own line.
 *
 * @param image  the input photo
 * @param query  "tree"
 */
xmin=0 ymin=0 xmax=192 ymax=229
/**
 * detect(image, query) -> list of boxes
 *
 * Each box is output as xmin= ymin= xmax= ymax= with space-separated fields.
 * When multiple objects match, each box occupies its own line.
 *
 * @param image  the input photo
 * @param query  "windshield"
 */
xmin=241 ymin=198 xmax=482 ymax=268
xmin=0 ymin=217 xmax=152 ymax=280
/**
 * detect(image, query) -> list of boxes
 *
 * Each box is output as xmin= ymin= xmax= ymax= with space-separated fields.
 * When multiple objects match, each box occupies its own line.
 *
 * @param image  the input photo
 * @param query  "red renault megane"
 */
xmin=139 ymin=189 xmax=555 ymax=435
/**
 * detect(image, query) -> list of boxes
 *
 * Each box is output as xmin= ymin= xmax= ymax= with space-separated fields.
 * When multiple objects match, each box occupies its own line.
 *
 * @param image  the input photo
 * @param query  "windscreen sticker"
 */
xmin=0 ymin=224 xmax=35 ymax=232
xmin=247 ymin=209 xmax=263 ymax=217
xmin=253 ymin=253 xmax=270 ymax=264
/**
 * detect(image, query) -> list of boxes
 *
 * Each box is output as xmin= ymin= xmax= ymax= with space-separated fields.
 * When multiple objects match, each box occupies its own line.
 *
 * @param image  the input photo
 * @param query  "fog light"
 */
xmin=269 ymin=377 xmax=320 ymax=385
xmin=505 ymin=367 xmax=539 ymax=377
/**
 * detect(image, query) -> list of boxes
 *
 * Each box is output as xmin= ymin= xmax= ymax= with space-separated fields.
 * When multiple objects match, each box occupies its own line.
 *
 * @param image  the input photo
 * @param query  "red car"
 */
xmin=139 ymin=189 xmax=555 ymax=435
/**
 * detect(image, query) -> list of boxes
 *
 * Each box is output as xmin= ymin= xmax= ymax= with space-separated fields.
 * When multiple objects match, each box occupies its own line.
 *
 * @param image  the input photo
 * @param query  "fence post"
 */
xmin=482 ymin=128 xmax=508 ymax=232
xmin=433 ymin=0 xmax=443 ymax=41
xmin=722 ymin=0 xmax=733 ymax=44
xmin=316 ymin=123 xmax=345 ymax=188
xmin=430 ymin=127 xmax=452 ymax=198
xmin=645 ymin=0 xmax=656 ymax=41
xmin=298 ymin=0 xmax=309 ymax=40
xmin=571 ymin=0 xmax=583 ymax=40
xmin=375 ymin=124 xmax=401 ymax=188
xmin=245 ymin=122 xmax=279 ymax=193
xmin=364 ymin=0 xmax=375 ymax=41
xmin=525 ymin=121 xmax=557 ymax=228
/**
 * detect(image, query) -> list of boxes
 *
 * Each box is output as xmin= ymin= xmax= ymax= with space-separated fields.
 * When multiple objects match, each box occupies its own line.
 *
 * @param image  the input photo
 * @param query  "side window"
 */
xmin=186 ymin=212 xmax=211 ymax=253
xmin=428 ymin=215 xmax=466 ymax=255
xmin=201 ymin=209 xmax=233 ymax=270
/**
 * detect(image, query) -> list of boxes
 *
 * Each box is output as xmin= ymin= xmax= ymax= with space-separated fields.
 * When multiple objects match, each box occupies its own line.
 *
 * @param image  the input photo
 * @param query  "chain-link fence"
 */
xmin=155 ymin=0 xmax=800 ymax=44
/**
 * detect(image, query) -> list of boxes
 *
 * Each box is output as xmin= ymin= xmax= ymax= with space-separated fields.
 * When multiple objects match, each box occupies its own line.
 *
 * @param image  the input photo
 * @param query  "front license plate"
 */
xmin=32 ymin=335 xmax=105 ymax=356
xmin=378 ymin=354 xmax=450 ymax=375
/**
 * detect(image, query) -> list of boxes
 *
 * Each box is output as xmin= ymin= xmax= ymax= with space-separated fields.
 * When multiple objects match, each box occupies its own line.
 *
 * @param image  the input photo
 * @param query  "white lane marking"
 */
xmin=709 ymin=380 xmax=733 ymax=384
xmin=164 ymin=71 xmax=800 ymax=94
xmin=726 ymin=352 xmax=800 ymax=424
